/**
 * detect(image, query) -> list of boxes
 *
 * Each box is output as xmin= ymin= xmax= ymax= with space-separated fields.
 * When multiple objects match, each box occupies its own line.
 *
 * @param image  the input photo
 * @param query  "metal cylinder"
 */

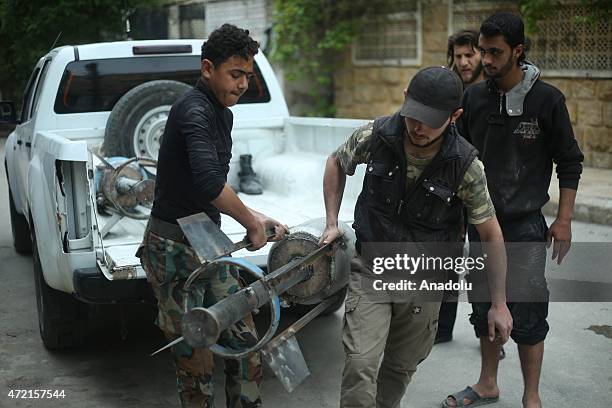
xmin=94 ymin=156 xmax=156 ymax=214
xmin=181 ymin=247 xmax=327 ymax=355
xmin=267 ymin=218 xmax=355 ymax=305
xmin=179 ymin=219 xmax=355 ymax=356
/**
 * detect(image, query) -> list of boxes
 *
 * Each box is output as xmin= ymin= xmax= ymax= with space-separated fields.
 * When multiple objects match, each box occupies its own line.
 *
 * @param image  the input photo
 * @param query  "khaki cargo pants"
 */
xmin=139 ymin=228 xmax=262 ymax=408
xmin=340 ymin=258 xmax=442 ymax=408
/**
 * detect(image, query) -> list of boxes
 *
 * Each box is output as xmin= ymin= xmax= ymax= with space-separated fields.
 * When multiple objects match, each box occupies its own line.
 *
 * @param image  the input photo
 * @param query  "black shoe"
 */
xmin=238 ymin=154 xmax=263 ymax=195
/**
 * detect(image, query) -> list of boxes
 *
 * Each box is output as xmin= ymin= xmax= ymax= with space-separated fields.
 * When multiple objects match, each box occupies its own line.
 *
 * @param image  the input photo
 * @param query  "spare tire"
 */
xmin=103 ymin=80 xmax=191 ymax=159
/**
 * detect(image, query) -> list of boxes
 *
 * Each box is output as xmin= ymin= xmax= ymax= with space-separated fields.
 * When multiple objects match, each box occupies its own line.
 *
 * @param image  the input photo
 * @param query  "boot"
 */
xmin=239 ymin=154 xmax=263 ymax=195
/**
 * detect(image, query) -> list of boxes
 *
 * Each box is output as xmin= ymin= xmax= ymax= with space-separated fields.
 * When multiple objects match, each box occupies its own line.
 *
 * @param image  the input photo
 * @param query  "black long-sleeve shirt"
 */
xmin=151 ymin=79 xmax=232 ymax=225
xmin=458 ymin=78 xmax=583 ymax=221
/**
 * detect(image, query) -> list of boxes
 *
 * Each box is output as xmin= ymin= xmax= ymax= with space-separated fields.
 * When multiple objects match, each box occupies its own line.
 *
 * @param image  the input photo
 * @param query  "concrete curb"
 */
xmin=544 ymin=167 xmax=612 ymax=226
xmin=543 ymin=199 xmax=612 ymax=226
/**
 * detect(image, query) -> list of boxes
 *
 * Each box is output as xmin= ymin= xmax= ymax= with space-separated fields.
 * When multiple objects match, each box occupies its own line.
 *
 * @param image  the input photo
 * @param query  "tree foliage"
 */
xmin=0 ymin=0 xmax=159 ymax=105
xmin=271 ymin=0 xmax=393 ymax=116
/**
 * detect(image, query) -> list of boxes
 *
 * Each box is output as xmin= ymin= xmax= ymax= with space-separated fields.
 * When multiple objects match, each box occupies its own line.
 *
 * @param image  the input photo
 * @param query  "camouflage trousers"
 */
xmin=139 ymin=228 xmax=262 ymax=408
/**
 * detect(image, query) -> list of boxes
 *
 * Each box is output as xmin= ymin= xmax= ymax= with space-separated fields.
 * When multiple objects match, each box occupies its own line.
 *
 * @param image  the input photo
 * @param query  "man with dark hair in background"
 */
xmin=443 ymin=12 xmax=583 ymax=408
xmin=138 ymin=24 xmax=286 ymax=408
xmin=447 ymin=29 xmax=485 ymax=87
xmin=436 ymin=29 xmax=489 ymax=347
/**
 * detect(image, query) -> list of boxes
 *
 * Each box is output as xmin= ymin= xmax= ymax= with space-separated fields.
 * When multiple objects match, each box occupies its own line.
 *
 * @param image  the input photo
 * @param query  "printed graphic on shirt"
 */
xmin=513 ymin=118 xmax=540 ymax=144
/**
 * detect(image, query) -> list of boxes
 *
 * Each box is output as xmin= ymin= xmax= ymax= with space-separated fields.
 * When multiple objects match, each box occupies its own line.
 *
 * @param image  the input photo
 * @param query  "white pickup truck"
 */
xmin=3 ymin=39 xmax=368 ymax=350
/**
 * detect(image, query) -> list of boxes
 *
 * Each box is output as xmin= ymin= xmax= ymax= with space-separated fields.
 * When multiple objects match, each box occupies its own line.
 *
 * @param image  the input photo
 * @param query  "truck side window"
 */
xmin=239 ymin=63 xmax=271 ymax=104
xmin=54 ymin=56 xmax=271 ymax=114
xmin=30 ymin=59 xmax=52 ymax=119
xmin=20 ymin=67 xmax=41 ymax=122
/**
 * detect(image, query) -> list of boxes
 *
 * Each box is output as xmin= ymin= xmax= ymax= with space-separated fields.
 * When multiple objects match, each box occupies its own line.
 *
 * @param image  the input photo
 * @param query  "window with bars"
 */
xmin=179 ymin=3 xmax=205 ymax=38
xmin=527 ymin=4 xmax=611 ymax=77
xmin=205 ymin=0 xmax=268 ymax=41
xmin=352 ymin=1 xmax=421 ymax=66
xmin=451 ymin=0 xmax=612 ymax=77
xmin=451 ymin=0 xmax=519 ymax=36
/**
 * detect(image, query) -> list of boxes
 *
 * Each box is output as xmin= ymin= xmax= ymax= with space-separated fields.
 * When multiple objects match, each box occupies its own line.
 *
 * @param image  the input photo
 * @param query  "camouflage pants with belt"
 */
xmin=139 ymin=228 xmax=262 ymax=408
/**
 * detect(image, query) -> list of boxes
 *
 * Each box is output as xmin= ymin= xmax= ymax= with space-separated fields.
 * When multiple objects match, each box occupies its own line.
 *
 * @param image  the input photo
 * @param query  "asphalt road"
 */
xmin=1 ymin=138 xmax=611 ymax=407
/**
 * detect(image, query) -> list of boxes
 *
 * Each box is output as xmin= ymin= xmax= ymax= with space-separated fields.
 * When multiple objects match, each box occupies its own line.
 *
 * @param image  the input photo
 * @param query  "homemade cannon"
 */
xmin=93 ymin=155 xmax=156 ymax=237
xmin=152 ymin=213 xmax=355 ymax=392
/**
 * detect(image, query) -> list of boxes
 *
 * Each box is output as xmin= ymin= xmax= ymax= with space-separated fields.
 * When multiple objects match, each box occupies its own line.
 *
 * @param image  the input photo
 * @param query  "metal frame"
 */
xmin=448 ymin=0 xmax=612 ymax=78
xmin=351 ymin=1 xmax=422 ymax=67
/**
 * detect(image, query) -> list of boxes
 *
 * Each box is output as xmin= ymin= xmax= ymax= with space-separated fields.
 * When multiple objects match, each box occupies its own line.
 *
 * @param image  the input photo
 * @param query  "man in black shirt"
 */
xmin=443 ymin=13 xmax=583 ymax=408
xmin=140 ymin=24 xmax=286 ymax=408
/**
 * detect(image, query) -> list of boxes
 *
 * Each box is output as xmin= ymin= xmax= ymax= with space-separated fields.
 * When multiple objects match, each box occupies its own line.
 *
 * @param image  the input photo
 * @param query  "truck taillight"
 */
xmin=55 ymin=160 xmax=93 ymax=252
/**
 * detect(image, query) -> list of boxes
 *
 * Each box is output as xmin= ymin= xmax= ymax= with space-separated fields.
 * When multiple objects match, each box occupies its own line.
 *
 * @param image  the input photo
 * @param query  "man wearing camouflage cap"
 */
xmin=320 ymin=67 xmax=513 ymax=407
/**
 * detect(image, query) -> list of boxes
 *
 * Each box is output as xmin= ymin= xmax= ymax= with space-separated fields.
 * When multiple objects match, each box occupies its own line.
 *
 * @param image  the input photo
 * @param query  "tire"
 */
xmin=5 ymin=160 xmax=31 ymax=254
xmin=33 ymin=231 xmax=88 ymax=350
xmin=103 ymin=80 xmax=191 ymax=159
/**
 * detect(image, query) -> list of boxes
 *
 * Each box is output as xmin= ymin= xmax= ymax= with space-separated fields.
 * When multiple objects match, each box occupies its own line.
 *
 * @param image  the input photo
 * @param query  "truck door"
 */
xmin=10 ymin=60 xmax=43 ymax=214
xmin=13 ymin=57 xmax=54 ymax=212
xmin=26 ymin=57 xmax=53 ymax=157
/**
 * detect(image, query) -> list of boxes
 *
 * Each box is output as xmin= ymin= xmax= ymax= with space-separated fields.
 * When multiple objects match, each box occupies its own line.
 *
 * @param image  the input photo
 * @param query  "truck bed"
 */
xmin=97 ymin=189 xmax=357 ymax=280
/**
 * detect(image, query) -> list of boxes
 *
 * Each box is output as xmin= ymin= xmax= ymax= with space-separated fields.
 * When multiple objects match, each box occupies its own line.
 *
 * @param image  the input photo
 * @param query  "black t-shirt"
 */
xmin=151 ymin=79 xmax=232 ymax=225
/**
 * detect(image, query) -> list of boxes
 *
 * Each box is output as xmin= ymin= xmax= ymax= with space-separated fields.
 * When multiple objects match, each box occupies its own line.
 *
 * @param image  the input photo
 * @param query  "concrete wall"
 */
xmin=204 ymin=0 xmax=270 ymax=44
xmin=333 ymin=1 xmax=612 ymax=169
xmin=545 ymin=78 xmax=612 ymax=169
xmin=166 ymin=1 xmax=206 ymax=39
xmin=334 ymin=0 xmax=450 ymax=119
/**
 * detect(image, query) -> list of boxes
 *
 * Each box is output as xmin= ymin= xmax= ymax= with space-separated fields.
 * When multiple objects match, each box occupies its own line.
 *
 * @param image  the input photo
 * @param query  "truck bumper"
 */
xmin=73 ymin=267 xmax=155 ymax=304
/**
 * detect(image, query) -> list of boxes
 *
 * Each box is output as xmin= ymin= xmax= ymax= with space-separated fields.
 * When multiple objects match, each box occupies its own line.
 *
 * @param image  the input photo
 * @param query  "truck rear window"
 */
xmin=54 ymin=56 xmax=271 ymax=114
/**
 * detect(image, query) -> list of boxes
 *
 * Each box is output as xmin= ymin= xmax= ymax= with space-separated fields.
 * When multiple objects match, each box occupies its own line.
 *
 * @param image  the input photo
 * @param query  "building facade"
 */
xmin=334 ymin=0 xmax=612 ymax=168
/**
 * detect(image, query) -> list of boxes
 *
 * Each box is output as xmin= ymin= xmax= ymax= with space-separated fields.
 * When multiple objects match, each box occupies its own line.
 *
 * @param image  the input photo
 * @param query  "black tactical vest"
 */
xmin=353 ymin=112 xmax=478 ymax=251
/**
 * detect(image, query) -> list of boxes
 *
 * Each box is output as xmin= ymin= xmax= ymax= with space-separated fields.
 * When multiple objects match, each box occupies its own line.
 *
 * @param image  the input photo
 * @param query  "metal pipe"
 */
xmin=261 ymin=296 xmax=335 ymax=354
xmin=182 ymin=244 xmax=331 ymax=349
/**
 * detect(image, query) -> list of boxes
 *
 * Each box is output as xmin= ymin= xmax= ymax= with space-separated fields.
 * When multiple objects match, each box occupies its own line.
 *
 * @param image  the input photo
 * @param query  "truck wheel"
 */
xmin=5 ymin=161 xmax=31 ymax=254
xmin=33 ymin=231 xmax=88 ymax=350
xmin=103 ymin=80 xmax=191 ymax=159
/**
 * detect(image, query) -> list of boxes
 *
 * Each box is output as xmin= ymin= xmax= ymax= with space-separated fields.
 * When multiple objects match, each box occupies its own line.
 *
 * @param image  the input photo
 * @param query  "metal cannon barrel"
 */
xmin=181 ymin=219 xmax=355 ymax=358
xmin=182 ymin=244 xmax=330 ymax=350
